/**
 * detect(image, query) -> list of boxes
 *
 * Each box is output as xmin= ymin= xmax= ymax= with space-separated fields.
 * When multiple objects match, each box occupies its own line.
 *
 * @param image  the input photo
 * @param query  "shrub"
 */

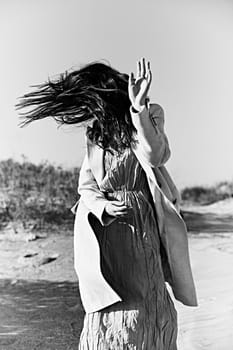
xmin=0 ymin=158 xmax=80 ymax=231
xmin=181 ymin=182 xmax=233 ymax=205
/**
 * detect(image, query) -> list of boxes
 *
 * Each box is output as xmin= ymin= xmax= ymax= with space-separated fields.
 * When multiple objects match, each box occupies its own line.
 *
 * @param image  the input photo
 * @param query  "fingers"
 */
xmin=113 ymin=209 xmax=129 ymax=216
xmin=105 ymin=201 xmax=132 ymax=217
xmin=146 ymin=61 xmax=152 ymax=84
xmin=136 ymin=58 xmax=146 ymax=79
xmin=129 ymin=72 xmax=135 ymax=87
xmin=110 ymin=201 xmax=127 ymax=207
xmin=136 ymin=60 xmax=141 ymax=80
xmin=112 ymin=205 xmax=129 ymax=212
xmin=141 ymin=57 xmax=146 ymax=77
xmin=135 ymin=58 xmax=151 ymax=80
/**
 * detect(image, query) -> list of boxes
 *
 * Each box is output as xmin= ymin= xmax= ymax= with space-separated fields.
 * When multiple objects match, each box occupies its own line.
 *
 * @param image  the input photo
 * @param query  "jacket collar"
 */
xmin=86 ymin=139 xmax=105 ymax=186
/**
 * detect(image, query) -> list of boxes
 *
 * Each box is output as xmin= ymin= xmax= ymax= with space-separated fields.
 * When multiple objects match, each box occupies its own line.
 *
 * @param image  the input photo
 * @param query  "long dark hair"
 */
xmin=16 ymin=62 xmax=137 ymax=152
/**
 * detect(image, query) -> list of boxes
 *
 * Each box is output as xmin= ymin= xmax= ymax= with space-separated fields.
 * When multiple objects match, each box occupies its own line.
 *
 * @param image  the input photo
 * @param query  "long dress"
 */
xmin=78 ymin=147 xmax=178 ymax=350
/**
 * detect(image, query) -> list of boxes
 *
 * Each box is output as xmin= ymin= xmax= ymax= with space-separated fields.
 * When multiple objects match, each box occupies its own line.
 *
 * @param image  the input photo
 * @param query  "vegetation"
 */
xmin=0 ymin=158 xmax=232 ymax=232
xmin=0 ymin=158 xmax=80 ymax=232
xmin=181 ymin=182 xmax=233 ymax=205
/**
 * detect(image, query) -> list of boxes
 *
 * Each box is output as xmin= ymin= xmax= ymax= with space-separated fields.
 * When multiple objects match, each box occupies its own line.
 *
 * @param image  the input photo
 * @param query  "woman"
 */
xmin=17 ymin=58 xmax=197 ymax=349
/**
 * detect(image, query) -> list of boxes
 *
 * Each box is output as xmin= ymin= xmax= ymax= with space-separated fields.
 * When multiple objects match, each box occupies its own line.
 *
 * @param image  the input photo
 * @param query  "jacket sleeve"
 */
xmin=130 ymin=103 xmax=171 ymax=168
xmin=158 ymin=165 xmax=182 ymax=212
xmin=77 ymin=153 xmax=116 ymax=226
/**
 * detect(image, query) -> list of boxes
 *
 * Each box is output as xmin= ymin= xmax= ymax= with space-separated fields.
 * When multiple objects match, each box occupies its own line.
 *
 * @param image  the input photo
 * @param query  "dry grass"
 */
xmin=181 ymin=182 xmax=233 ymax=205
xmin=0 ymin=158 xmax=80 ymax=232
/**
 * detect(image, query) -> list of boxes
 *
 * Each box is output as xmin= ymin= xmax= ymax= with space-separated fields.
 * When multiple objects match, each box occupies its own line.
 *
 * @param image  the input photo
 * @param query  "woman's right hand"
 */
xmin=128 ymin=57 xmax=152 ymax=112
xmin=104 ymin=200 xmax=130 ymax=218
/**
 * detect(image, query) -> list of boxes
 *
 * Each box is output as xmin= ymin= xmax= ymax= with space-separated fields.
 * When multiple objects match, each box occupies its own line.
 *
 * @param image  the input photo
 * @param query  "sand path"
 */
xmin=175 ymin=234 xmax=233 ymax=350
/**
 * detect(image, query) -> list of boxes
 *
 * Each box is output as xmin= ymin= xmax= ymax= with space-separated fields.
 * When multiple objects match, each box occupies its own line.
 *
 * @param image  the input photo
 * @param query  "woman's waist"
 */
xmin=103 ymin=188 xmax=151 ymax=203
xmin=102 ymin=187 xmax=146 ymax=194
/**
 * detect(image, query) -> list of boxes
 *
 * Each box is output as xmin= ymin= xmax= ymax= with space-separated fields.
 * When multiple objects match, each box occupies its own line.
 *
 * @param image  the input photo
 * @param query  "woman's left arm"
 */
xmin=130 ymin=103 xmax=171 ymax=167
xmin=129 ymin=58 xmax=170 ymax=167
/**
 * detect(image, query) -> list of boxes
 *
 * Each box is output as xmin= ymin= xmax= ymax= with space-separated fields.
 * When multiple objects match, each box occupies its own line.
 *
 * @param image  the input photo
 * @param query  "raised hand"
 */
xmin=128 ymin=57 xmax=152 ymax=112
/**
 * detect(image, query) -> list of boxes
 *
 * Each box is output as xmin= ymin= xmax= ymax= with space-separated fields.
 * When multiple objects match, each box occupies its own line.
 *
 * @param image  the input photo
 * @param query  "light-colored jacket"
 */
xmin=72 ymin=103 xmax=198 ymax=313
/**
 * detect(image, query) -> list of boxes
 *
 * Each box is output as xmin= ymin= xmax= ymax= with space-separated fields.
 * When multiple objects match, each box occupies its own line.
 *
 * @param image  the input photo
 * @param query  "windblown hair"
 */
xmin=16 ymin=62 xmax=137 ymax=152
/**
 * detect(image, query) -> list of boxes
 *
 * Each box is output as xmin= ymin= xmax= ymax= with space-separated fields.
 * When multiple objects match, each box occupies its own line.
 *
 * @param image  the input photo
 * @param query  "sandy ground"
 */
xmin=0 ymin=232 xmax=77 ymax=283
xmin=1 ymin=199 xmax=233 ymax=349
xmin=174 ymin=233 xmax=233 ymax=349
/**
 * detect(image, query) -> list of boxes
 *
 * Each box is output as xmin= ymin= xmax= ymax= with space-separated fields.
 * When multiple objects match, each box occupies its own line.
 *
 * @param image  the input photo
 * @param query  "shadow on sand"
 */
xmin=0 ymin=279 xmax=84 ymax=350
xmin=182 ymin=211 xmax=233 ymax=233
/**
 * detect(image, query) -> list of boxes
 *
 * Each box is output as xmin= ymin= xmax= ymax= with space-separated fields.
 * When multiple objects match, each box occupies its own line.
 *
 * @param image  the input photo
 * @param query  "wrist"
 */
xmin=131 ymin=104 xmax=147 ymax=113
xmin=131 ymin=96 xmax=150 ymax=113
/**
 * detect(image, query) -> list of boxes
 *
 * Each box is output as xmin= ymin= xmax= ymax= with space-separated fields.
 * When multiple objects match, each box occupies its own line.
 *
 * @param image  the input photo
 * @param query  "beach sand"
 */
xmin=0 ymin=200 xmax=233 ymax=349
xmin=175 ymin=233 xmax=233 ymax=349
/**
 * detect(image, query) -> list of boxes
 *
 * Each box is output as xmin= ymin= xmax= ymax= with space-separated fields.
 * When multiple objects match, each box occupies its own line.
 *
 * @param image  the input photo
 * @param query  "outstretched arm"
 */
xmin=130 ymin=103 xmax=170 ymax=167
xmin=128 ymin=58 xmax=170 ymax=167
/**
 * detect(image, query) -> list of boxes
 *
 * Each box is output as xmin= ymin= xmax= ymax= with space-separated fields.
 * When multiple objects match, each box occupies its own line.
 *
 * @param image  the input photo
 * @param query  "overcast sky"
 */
xmin=1 ymin=0 xmax=233 ymax=188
